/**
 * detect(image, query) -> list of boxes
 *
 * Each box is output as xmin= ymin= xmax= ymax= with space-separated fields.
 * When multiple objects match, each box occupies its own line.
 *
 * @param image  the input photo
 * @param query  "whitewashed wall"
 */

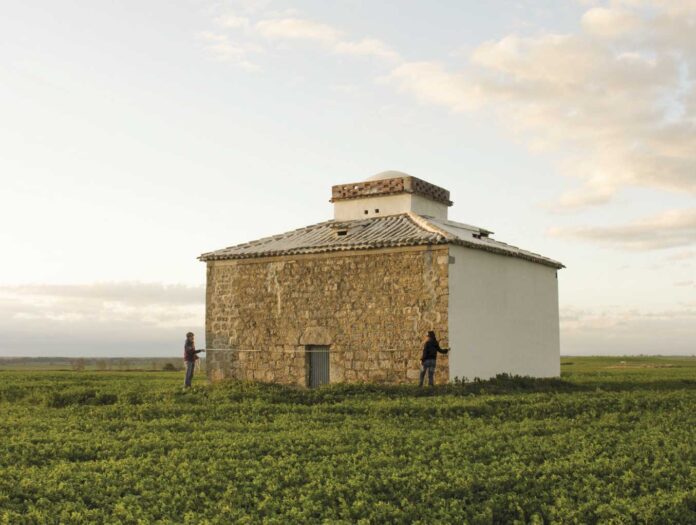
xmin=447 ymin=245 xmax=560 ymax=380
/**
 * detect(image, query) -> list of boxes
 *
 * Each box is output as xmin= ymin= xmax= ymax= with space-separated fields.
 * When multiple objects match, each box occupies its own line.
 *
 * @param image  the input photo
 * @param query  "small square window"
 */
xmin=374 ymin=209 xmax=380 ymax=213
xmin=364 ymin=210 xmax=369 ymax=214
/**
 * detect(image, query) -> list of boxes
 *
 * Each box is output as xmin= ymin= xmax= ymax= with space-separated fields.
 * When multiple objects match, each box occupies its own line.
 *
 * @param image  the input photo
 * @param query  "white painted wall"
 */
xmin=334 ymin=193 xmax=449 ymax=221
xmin=448 ymin=245 xmax=560 ymax=380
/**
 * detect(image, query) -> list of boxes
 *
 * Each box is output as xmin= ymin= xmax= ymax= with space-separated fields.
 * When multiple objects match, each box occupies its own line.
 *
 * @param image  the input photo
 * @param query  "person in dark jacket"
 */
xmin=183 ymin=332 xmax=205 ymax=388
xmin=419 ymin=330 xmax=449 ymax=387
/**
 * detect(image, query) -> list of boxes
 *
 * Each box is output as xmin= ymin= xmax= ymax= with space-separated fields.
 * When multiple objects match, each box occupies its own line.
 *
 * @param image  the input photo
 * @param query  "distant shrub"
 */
xmin=94 ymin=393 xmax=118 ymax=405
xmin=45 ymin=388 xmax=117 ymax=408
xmin=162 ymin=363 xmax=179 ymax=372
xmin=0 ymin=386 xmax=28 ymax=402
xmin=70 ymin=359 xmax=86 ymax=371
xmin=120 ymin=391 xmax=143 ymax=405
xmin=46 ymin=388 xmax=92 ymax=408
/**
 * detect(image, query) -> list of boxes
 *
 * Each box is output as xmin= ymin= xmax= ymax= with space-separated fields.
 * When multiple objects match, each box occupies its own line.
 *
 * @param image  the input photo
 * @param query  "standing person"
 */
xmin=183 ymin=332 xmax=205 ymax=388
xmin=419 ymin=330 xmax=449 ymax=387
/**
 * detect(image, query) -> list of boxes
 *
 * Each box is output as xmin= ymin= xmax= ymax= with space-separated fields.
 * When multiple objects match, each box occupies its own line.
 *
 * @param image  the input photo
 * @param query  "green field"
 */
xmin=1 ymin=357 xmax=694 ymax=524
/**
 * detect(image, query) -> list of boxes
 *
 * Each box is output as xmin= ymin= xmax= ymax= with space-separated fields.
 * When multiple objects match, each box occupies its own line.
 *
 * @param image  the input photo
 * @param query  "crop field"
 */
xmin=1 ymin=357 xmax=695 ymax=524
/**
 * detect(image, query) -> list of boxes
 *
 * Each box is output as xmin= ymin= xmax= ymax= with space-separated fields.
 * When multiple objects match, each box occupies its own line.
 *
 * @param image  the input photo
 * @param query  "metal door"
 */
xmin=307 ymin=346 xmax=330 ymax=388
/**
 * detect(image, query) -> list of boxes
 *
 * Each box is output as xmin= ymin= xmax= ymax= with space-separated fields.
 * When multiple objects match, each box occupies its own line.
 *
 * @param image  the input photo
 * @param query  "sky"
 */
xmin=1 ymin=0 xmax=694 ymax=357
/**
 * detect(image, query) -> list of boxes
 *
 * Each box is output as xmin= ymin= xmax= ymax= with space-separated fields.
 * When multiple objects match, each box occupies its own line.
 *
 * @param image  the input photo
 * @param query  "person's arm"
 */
xmin=195 ymin=349 xmax=205 ymax=354
xmin=437 ymin=343 xmax=449 ymax=354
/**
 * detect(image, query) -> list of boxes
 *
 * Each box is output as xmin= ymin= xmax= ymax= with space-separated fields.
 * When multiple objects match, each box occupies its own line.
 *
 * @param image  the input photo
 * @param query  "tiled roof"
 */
xmin=199 ymin=213 xmax=564 ymax=269
xmin=423 ymin=217 xmax=564 ymax=268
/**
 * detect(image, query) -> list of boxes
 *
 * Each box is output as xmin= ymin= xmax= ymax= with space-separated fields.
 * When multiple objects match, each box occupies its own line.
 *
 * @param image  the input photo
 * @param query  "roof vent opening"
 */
xmin=336 ymin=229 xmax=348 ymax=237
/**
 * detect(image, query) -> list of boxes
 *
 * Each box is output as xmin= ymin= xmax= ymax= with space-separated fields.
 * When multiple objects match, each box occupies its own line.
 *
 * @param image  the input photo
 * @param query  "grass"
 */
xmin=0 ymin=356 xmax=694 ymax=524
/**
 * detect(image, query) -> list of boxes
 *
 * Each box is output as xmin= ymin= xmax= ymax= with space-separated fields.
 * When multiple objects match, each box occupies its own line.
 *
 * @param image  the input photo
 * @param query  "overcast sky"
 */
xmin=1 ymin=0 xmax=694 ymax=357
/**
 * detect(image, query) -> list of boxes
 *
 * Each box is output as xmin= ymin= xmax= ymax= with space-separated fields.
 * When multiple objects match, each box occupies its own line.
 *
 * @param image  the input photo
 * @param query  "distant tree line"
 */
xmin=0 ymin=357 xmax=192 ymax=372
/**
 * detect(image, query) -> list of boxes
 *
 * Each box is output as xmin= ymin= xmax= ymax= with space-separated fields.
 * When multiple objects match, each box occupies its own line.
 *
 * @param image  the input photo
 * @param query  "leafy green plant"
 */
xmin=0 ymin=358 xmax=694 ymax=523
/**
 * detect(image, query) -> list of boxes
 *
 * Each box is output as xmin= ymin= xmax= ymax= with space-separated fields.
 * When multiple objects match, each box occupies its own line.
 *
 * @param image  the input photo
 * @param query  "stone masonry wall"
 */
xmin=205 ymin=246 xmax=449 ymax=386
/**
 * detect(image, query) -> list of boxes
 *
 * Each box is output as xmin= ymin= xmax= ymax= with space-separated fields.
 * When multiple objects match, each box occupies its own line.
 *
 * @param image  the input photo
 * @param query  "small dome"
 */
xmin=365 ymin=170 xmax=412 ymax=181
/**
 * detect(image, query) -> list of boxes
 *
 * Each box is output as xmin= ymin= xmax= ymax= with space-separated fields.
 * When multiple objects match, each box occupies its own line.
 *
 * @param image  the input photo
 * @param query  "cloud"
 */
xmin=548 ymin=208 xmax=696 ymax=250
xmin=3 ymin=282 xmax=204 ymax=305
xmin=384 ymin=62 xmax=483 ymax=111
xmin=333 ymin=38 xmax=400 ymax=61
xmin=255 ymin=17 xmax=342 ymax=43
xmin=0 ymin=282 xmax=204 ymax=356
xmin=561 ymin=305 xmax=696 ymax=355
xmin=581 ymin=7 xmax=642 ymax=39
xmin=216 ymin=14 xmax=251 ymax=29
xmin=204 ymin=2 xmax=696 ymax=210
xmin=198 ymin=31 xmax=261 ymax=70
xmin=384 ymin=1 xmax=696 ymax=209
xmin=208 ymin=11 xmax=400 ymax=63
xmin=666 ymin=250 xmax=696 ymax=261
xmin=550 ymin=180 xmax=618 ymax=210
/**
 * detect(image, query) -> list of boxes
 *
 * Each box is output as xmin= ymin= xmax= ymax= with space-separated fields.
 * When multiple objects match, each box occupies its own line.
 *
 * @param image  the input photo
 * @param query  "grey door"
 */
xmin=307 ymin=346 xmax=330 ymax=388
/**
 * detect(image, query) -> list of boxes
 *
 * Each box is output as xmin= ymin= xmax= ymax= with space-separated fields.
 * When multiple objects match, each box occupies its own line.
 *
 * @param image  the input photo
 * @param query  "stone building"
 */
xmin=200 ymin=171 xmax=564 ymax=386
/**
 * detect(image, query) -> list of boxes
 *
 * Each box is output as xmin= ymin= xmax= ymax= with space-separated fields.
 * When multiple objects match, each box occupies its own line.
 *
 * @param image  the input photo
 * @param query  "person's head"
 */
xmin=186 ymin=332 xmax=194 ymax=341
xmin=427 ymin=330 xmax=437 ymax=341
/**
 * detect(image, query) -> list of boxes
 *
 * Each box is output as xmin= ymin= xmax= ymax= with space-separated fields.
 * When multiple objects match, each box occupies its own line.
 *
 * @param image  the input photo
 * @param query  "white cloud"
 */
xmin=561 ymin=305 xmax=696 ymax=355
xmin=207 ymin=11 xmax=400 ymax=64
xmin=666 ymin=250 xmax=696 ymax=261
xmin=255 ymin=17 xmax=342 ymax=43
xmin=3 ymin=282 xmax=204 ymax=306
xmin=581 ymin=7 xmax=641 ymax=39
xmin=0 ymin=282 xmax=204 ymax=326
xmin=204 ymin=2 xmax=696 ymax=212
xmin=548 ymin=208 xmax=696 ymax=250
xmin=385 ymin=2 xmax=696 ymax=209
xmin=0 ymin=282 xmax=205 ymax=356
xmin=254 ymin=17 xmax=400 ymax=61
xmin=198 ymin=31 xmax=261 ymax=70
xmin=550 ymin=180 xmax=618 ymax=210
xmin=384 ymin=62 xmax=483 ymax=112
xmin=216 ymin=14 xmax=250 ymax=29
xmin=333 ymin=38 xmax=400 ymax=61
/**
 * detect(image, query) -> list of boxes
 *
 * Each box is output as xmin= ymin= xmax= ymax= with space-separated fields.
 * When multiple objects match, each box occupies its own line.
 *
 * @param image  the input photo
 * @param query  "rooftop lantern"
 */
xmin=330 ymin=170 xmax=453 ymax=221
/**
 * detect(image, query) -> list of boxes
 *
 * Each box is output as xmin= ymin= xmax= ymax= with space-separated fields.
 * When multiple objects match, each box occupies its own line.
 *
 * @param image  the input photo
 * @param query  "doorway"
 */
xmin=307 ymin=345 xmax=330 ymax=388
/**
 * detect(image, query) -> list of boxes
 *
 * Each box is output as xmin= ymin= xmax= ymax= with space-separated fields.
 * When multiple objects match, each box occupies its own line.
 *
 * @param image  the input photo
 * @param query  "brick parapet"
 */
xmin=331 ymin=176 xmax=452 ymax=206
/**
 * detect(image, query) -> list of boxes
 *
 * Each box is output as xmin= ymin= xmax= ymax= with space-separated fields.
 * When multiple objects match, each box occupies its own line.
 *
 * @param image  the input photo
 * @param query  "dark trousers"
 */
xmin=419 ymin=359 xmax=436 ymax=386
xmin=184 ymin=360 xmax=195 ymax=387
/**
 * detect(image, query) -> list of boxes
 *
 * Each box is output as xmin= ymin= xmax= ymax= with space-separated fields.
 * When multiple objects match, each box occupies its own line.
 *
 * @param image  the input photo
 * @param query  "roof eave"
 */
xmin=199 ymin=240 xmax=564 ymax=269
xmin=198 ymin=238 xmax=451 ymax=262
xmin=450 ymin=238 xmax=564 ymax=269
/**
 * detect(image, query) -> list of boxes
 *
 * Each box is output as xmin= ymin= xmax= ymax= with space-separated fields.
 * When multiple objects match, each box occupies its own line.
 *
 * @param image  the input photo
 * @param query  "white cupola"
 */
xmin=331 ymin=171 xmax=452 ymax=221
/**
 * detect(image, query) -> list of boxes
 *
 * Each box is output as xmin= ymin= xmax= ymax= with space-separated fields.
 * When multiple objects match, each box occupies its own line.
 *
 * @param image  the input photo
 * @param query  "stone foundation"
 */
xmin=206 ymin=246 xmax=449 ymax=386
